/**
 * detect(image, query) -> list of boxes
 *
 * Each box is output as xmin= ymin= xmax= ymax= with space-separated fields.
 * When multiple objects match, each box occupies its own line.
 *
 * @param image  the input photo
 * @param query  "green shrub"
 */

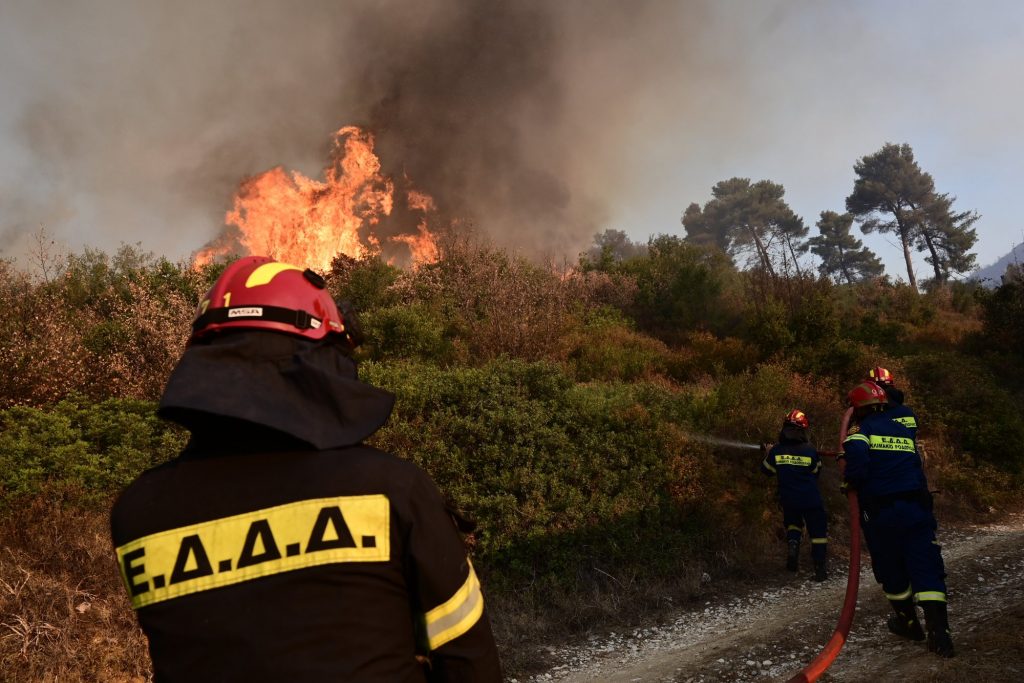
xmin=0 ymin=397 xmax=186 ymax=508
xmin=566 ymin=309 xmax=670 ymax=382
xmin=360 ymin=303 xmax=455 ymax=363
xmin=361 ymin=359 xmax=711 ymax=585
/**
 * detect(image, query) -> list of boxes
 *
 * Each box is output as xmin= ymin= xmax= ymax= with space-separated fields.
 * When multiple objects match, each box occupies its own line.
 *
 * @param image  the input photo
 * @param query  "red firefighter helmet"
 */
xmin=867 ymin=366 xmax=894 ymax=386
xmin=847 ymin=381 xmax=887 ymax=408
xmin=190 ymin=256 xmax=358 ymax=346
xmin=784 ymin=409 xmax=809 ymax=429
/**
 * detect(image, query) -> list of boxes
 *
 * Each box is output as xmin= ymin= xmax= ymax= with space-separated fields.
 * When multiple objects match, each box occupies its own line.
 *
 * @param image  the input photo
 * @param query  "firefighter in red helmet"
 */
xmin=110 ymin=256 xmax=502 ymax=682
xmin=761 ymin=409 xmax=828 ymax=581
xmin=842 ymin=381 xmax=953 ymax=658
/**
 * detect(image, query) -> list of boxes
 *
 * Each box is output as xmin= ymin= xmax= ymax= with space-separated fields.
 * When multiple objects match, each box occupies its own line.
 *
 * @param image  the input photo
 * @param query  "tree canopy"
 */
xmin=808 ymin=211 xmax=884 ymax=284
xmin=846 ymin=143 xmax=978 ymax=289
xmin=682 ymin=178 xmax=808 ymax=277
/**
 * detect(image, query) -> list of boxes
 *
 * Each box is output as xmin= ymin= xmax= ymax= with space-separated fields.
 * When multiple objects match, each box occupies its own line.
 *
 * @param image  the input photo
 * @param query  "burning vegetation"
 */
xmin=194 ymin=126 xmax=440 ymax=270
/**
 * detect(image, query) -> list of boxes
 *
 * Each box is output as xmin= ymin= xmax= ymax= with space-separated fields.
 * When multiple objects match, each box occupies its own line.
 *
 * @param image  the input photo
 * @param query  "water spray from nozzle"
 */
xmin=682 ymin=433 xmax=761 ymax=451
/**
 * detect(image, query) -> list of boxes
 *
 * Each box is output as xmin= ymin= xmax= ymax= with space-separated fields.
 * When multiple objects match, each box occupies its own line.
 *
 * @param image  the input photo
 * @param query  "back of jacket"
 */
xmin=110 ymin=445 xmax=500 ymax=683
xmin=842 ymin=409 xmax=927 ymax=499
xmin=761 ymin=441 xmax=822 ymax=508
xmin=883 ymin=401 xmax=919 ymax=439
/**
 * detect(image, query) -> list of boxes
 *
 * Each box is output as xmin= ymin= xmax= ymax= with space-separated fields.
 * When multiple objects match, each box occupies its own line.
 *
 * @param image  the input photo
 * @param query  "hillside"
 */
xmin=1 ymin=240 xmax=1023 ymax=680
xmin=972 ymin=242 xmax=1024 ymax=286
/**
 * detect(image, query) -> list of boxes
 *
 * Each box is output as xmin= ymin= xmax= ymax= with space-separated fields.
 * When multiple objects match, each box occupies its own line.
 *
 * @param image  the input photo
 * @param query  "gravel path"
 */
xmin=525 ymin=513 xmax=1024 ymax=683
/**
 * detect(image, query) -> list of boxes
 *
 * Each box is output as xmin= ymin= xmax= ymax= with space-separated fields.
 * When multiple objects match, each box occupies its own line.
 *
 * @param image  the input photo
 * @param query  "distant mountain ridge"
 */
xmin=972 ymin=242 xmax=1024 ymax=286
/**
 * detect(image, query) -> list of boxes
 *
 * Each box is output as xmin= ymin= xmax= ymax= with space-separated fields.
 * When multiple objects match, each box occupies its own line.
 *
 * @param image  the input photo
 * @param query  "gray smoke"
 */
xmin=8 ymin=2 xmax=1014 ymax=269
xmin=0 ymin=0 xmax=700 ymax=262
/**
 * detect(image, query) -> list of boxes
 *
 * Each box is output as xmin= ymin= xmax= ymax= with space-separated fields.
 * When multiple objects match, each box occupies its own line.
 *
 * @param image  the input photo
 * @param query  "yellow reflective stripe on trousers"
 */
xmin=868 ymin=435 xmax=916 ymax=453
xmin=811 ymin=538 xmax=828 ymax=544
xmin=844 ymin=433 xmax=869 ymax=445
xmin=425 ymin=561 xmax=485 ymax=650
xmin=915 ymin=591 xmax=946 ymax=602
xmin=786 ymin=525 xmax=802 ymax=532
xmin=115 ymin=495 xmax=390 ymax=609
xmin=885 ymin=587 xmax=913 ymax=601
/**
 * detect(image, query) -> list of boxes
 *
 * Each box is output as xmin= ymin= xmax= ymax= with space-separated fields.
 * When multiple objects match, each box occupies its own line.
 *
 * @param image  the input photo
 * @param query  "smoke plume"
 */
xmin=0 ymin=0 xmax=697 ymax=262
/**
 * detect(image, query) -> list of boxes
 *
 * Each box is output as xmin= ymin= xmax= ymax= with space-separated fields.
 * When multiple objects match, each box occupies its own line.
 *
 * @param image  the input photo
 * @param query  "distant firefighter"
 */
xmin=842 ymin=380 xmax=953 ymax=658
xmin=110 ymin=256 xmax=502 ymax=681
xmin=761 ymin=409 xmax=828 ymax=581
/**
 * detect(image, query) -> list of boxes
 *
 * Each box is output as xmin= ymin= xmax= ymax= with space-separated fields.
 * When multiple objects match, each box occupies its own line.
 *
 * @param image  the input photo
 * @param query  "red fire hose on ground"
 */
xmin=786 ymin=407 xmax=861 ymax=683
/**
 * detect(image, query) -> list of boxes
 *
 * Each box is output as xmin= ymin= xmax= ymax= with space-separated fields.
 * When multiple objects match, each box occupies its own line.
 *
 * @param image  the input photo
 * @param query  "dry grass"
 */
xmin=0 ymin=498 xmax=150 ymax=682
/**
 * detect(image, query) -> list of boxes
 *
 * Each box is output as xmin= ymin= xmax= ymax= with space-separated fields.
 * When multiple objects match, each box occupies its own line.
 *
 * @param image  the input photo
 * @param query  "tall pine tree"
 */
xmin=846 ymin=143 xmax=979 ymax=289
xmin=682 ymin=178 xmax=808 ymax=277
xmin=808 ymin=211 xmax=884 ymax=284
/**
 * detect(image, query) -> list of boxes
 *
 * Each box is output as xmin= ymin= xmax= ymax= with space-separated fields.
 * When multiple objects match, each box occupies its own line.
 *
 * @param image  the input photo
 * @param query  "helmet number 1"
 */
xmin=223 ymin=292 xmax=232 ymax=307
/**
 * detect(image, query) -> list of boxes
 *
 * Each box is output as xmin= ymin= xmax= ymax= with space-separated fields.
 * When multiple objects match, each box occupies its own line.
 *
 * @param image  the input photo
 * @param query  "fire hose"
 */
xmin=786 ymin=407 xmax=860 ymax=683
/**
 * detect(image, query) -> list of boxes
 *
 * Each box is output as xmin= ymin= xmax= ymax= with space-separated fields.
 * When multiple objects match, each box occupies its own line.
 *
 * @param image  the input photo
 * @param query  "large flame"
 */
xmin=194 ymin=126 xmax=439 ymax=270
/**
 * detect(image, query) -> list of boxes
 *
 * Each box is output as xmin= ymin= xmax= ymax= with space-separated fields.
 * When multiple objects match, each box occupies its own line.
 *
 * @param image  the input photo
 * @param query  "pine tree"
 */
xmin=808 ymin=211 xmax=884 ymax=284
xmin=682 ymin=178 xmax=808 ymax=276
xmin=846 ymin=143 xmax=979 ymax=289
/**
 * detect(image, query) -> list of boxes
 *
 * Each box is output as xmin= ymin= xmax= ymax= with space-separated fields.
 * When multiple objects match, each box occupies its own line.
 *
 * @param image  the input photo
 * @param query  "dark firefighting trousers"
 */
xmin=861 ymin=495 xmax=947 ymax=607
xmin=783 ymin=505 xmax=827 ymax=562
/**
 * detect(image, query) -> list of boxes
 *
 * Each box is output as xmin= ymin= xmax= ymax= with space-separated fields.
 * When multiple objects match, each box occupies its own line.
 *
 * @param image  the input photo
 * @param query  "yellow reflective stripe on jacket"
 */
xmin=775 ymin=454 xmax=813 ymax=466
xmin=885 ymin=586 xmax=913 ymax=601
xmin=915 ymin=591 xmax=946 ymax=603
xmin=868 ymin=435 xmax=916 ymax=453
xmin=425 ymin=561 xmax=485 ymax=650
xmin=844 ymin=433 xmax=869 ymax=445
xmin=115 ymin=495 xmax=390 ymax=609
xmin=893 ymin=416 xmax=917 ymax=429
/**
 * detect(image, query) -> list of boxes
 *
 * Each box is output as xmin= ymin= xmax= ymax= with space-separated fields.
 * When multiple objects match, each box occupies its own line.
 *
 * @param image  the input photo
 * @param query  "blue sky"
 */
xmin=1 ymin=1 xmax=1021 ymax=279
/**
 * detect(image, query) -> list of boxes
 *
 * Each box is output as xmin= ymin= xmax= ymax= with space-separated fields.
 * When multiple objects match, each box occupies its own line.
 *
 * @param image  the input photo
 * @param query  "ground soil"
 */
xmin=527 ymin=512 xmax=1024 ymax=682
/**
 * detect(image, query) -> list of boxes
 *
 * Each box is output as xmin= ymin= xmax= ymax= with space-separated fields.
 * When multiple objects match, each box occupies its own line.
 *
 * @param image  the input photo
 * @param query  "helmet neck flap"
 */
xmin=159 ymin=331 xmax=394 ymax=451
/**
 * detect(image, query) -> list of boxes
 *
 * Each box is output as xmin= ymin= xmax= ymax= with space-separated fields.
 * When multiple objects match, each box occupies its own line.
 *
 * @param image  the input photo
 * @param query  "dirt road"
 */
xmin=528 ymin=513 xmax=1024 ymax=682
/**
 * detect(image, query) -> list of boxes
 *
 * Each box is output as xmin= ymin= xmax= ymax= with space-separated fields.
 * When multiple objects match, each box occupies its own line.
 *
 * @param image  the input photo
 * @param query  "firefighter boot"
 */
xmin=921 ymin=602 xmax=955 ymax=658
xmin=813 ymin=558 xmax=828 ymax=582
xmin=886 ymin=599 xmax=924 ymax=641
xmin=786 ymin=539 xmax=800 ymax=572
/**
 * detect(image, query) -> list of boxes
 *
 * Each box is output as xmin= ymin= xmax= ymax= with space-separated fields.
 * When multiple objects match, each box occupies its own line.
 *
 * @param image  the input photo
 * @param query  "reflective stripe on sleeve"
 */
xmin=425 ymin=561 xmax=485 ymax=650
xmin=915 ymin=591 xmax=946 ymax=603
xmin=811 ymin=538 xmax=828 ymax=545
xmin=844 ymin=433 xmax=869 ymax=445
xmin=762 ymin=458 xmax=776 ymax=473
xmin=885 ymin=586 xmax=913 ymax=601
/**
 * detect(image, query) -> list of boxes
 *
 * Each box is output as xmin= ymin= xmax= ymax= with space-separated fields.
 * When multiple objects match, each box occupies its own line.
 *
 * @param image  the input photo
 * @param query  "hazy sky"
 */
xmin=1 ymin=0 xmax=1021 ymax=279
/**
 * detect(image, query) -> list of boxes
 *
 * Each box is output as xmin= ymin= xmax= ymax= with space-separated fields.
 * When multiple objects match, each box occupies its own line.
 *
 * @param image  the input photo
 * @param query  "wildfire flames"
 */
xmin=194 ymin=126 xmax=440 ymax=270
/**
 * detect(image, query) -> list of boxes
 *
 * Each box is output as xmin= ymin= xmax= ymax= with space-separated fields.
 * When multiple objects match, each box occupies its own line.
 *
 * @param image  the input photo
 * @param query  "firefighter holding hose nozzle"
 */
xmin=760 ymin=410 xmax=829 ymax=581
xmin=841 ymin=380 xmax=954 ymax=658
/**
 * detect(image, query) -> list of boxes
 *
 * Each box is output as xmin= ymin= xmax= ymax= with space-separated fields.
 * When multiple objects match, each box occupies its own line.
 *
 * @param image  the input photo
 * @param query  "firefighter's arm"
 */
xmin=810 ymin=448 xmax=823 ymax=475
xmin=407 ymin=474 xmax=502 ymax=682
xmin=759 ymin=444 xmax=776 ymax=477
xmin=841 ymin=429 xmax=870 ymax=489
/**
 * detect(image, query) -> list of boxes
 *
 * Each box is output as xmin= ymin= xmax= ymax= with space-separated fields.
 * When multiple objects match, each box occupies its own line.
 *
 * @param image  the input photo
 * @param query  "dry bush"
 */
xmin=0 ymin=496 xmax=149 ymax=682
xmin=0 ymin=253 xmax=196 ymax=408
xmin=392 ymin=237 xmax=627 ymax=363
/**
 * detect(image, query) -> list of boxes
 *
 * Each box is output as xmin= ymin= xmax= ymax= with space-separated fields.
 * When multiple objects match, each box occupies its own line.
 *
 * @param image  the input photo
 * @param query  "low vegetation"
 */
xmin=1 ymin=236 xmax=1022 ymax=679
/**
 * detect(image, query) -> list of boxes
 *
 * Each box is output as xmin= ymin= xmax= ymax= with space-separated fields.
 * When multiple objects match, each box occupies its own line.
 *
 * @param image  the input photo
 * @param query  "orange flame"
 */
xmin=195 ymin=126 xmax=439 ymax=270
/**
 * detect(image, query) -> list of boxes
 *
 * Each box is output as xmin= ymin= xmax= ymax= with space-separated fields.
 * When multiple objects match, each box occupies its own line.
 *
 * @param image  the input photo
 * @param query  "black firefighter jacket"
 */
xmin=110 ymin=332 xmax=501 ymax=682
